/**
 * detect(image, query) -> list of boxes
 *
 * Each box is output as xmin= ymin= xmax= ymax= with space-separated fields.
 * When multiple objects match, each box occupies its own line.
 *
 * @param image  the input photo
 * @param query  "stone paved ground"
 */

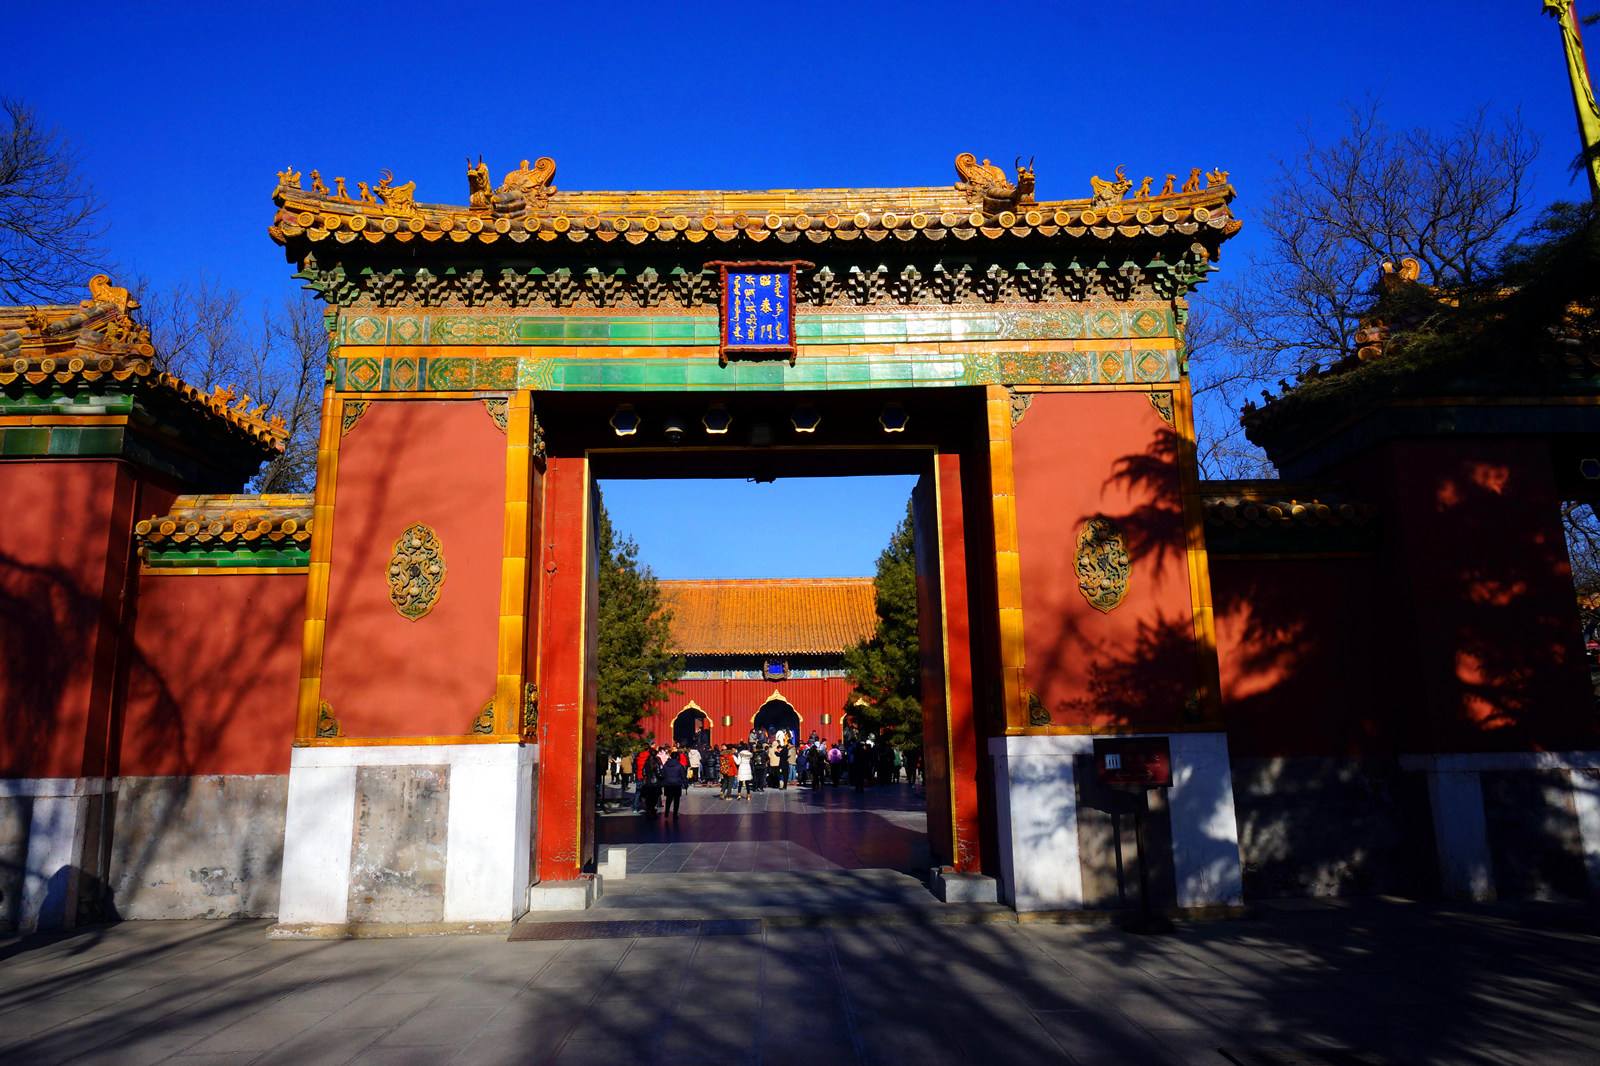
xmin=2 ymin=899 xmax=1599 ymax=1065
xmin=597 ymin=780 xmax=930 ymax=874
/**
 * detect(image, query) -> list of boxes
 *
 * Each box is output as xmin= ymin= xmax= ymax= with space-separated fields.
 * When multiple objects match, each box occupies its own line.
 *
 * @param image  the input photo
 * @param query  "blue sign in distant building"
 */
xmin=720 ymin=266 xmax=796 ymax=365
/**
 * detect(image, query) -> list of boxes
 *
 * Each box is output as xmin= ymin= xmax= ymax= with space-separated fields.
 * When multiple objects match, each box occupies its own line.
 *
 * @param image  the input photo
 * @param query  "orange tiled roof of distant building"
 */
xmin=659 ymin=578 xmax=877 ymax=656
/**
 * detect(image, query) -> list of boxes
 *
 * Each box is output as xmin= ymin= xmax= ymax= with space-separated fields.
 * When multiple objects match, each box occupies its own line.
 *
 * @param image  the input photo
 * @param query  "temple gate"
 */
xmin=258 ymin=153 xmax=1243 ymax=923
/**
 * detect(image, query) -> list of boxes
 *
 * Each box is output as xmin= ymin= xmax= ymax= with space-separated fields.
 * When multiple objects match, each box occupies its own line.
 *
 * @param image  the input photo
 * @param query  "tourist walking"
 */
xmin=661 ymin=748 xmax=686 ymax=818
xmin=688 ymin=745 xmax=701 ymax=784
xmin=720 ymin=746 xmax=738 ymax=799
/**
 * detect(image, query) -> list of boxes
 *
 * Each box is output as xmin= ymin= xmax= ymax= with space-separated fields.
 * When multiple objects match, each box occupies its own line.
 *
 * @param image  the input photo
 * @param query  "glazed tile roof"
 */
xmin=270 ymin=154 xmax=1239 ymax=252
xmin=135 ymin=493 xmax=312 ymax=548
xmin=1201 ymin=483 xmax=1376 ymax=529
xmin=659 ymin=578 xmax=877 ymax=656
xmin=0 ymin=277 xmax=288 ymax=453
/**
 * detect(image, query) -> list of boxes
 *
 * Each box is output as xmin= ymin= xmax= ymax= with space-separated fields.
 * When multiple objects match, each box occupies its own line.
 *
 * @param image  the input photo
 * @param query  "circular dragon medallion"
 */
xmin=1075 ymin=516 xmax=1130 ymax=613
xmin=388 ymin=522 xmax=446 ymax=621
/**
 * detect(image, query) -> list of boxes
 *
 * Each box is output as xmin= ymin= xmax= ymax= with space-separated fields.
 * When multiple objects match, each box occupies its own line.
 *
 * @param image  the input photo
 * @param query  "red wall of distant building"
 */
xmin=641 ymin=676 xmax=858 ymax=747
xmin=0 ymin=460 xmax=138 ymax=778
xmin=1011 ymin=392 xmax=1197 ymax=732
xmin=320 ymin=399 xmax=505 ymax=738
xmin=120 ymin=571 xmax=305 ymax=776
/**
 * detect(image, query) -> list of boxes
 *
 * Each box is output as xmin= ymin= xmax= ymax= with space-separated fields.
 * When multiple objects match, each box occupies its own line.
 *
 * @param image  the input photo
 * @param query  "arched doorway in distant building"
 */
xmin=672 ymin=703 xmax=710 ymax=746
xmin=752 ymin=692 xmax=800 ymax=740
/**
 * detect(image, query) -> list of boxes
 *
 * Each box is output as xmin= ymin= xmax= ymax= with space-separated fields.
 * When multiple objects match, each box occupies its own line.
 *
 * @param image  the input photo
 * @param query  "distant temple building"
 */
xmin=646 ymin=578 xmax=876 ymax=746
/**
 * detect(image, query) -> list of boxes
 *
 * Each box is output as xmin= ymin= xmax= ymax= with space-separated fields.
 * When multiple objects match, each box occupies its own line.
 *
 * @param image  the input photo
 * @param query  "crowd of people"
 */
xmin=607 ymin=726 xmax=921 ymax=818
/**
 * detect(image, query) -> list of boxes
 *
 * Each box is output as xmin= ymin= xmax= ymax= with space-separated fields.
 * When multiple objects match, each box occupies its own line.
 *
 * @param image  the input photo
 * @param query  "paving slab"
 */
xmin=4 ymin=900 xmax=1600 ymax=1064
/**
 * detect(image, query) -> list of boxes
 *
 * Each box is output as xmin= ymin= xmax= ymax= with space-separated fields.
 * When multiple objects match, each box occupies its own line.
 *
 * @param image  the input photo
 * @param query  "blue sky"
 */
xmin=11 ymin=1 xmax=1595 ymax=576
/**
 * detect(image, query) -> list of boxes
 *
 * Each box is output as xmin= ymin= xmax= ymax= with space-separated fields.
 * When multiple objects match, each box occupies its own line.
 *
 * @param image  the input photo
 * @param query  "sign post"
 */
xmin=1093 ymin=736 xmax=1174 ymax=934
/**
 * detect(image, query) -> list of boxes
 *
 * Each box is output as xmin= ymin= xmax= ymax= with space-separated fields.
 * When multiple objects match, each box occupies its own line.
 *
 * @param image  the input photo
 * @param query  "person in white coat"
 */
xmin=735 ymin=745 xmax=754 ymax=801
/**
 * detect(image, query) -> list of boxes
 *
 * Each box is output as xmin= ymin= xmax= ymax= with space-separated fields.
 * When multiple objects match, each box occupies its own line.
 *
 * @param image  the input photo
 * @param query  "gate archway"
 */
xmin=752 ymin=696 xmax=800 ymax=740
xmin=671 ymin=704 xmax=709 ymax=746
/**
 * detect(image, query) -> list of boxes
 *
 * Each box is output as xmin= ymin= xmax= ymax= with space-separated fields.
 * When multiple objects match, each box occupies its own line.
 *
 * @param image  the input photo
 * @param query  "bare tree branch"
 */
xmin=1187 ymin=102 xmax=1538 ymax=479
xmin=0 ymin=99 xmax=105 ymax=302
xmin=138 ymin=276 xmax=325 ymax=493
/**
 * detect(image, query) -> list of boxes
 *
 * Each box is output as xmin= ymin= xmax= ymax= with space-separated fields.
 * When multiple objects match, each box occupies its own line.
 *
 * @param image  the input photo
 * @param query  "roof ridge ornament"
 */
xmin=84 ymin=273 xmax=138 ymax=316
xmin=954 ymin=152 xmax=1036 ymax=213
xmin=1090 ymin=166 xmax=1133 ymax=207
xmin=491 ymin=157 xmax=557 ymax=218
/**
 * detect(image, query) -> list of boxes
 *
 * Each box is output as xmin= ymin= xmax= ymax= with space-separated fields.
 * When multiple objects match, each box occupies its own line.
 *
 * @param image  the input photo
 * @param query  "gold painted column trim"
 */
xmin=494 ymin=391 xmax=534 ymax=736
xmin=984 ymin=386 xmax=1029 ymax=733
xmin=294 ymin=386 xmax=344 ymax=742
xmin=1173 ymin=376 xmax=1224 ymax=724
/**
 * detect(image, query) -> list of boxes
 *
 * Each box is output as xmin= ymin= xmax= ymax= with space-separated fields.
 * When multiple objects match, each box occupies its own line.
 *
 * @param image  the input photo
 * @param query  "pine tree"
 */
xmin=595 ymin=490 xmax=682 ymax=756
xmin=843 ymin=503 xmax=921 ymax=745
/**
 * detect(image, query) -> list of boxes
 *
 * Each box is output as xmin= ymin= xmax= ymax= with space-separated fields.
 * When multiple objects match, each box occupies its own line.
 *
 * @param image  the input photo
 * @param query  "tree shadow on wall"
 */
xmin=0 ymin=465 xmax=306 ymax=940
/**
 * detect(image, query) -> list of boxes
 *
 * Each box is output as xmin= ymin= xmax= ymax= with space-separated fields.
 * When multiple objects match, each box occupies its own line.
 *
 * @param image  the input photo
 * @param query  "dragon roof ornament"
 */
xmin=270 ymin=153 xmax=1238 ymax=253
xmin=0 ymin=277 xmax=288 ymax=452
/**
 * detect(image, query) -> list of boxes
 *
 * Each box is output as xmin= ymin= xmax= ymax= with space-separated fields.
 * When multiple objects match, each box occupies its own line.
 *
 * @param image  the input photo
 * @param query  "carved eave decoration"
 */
xmin=292 ymin=251 xmax=1221 ymax=311
xmin=269 ymin=153 xmax=1239 ymax=266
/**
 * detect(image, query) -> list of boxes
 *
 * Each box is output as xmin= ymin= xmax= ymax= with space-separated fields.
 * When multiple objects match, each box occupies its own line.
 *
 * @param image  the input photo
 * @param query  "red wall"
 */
xmin=1011 ymin=392 xmax=1197 ymax=732
xmin=1340 ymin=436 xmax=1597 ymax=754
xmin=320 ymin=399 xmax=506 ymax=738
xmin=121 ymin=572 xmax=305 ymax=775
xmin=640 ymin=676 xmax=858 ymax=746
xmin=0 ymin=460 xmax=138 ymax=778
xmin=1211 ymin=556 xmax=1385 ymax=759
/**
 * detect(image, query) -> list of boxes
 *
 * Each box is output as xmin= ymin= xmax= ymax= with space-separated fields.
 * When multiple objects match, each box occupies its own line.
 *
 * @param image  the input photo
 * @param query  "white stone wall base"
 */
xmin=1400 ymin=751 xmax=1600 ymax=902
xmin=1 ymin=777 xmax=111 ymax=932
xmin=527 ymin=874 xmax=602 ymax=910
xmin=277 ymin=743 xmax=537 ymax=926
xmin=988 ymin=732 xmax=1244 ymax=913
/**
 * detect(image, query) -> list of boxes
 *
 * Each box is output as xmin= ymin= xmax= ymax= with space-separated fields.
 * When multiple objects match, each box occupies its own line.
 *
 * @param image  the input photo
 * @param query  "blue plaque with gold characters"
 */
xmin=714 ymin=260 xmax=810 ymax=367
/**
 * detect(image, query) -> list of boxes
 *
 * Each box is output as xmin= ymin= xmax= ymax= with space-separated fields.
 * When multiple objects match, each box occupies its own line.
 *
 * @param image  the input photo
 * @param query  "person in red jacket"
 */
xmin=632 ymin=747 xmax=653 ymax=812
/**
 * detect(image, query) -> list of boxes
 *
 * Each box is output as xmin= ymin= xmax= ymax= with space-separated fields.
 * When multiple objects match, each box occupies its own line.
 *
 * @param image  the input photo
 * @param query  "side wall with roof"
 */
xmin=1206 ymin=430 xmax=1600 ymax=905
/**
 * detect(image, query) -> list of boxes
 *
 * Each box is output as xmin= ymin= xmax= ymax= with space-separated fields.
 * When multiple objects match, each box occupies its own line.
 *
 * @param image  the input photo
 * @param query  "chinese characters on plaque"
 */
xmin=718 ymin=263 xmax=799 ymax=366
